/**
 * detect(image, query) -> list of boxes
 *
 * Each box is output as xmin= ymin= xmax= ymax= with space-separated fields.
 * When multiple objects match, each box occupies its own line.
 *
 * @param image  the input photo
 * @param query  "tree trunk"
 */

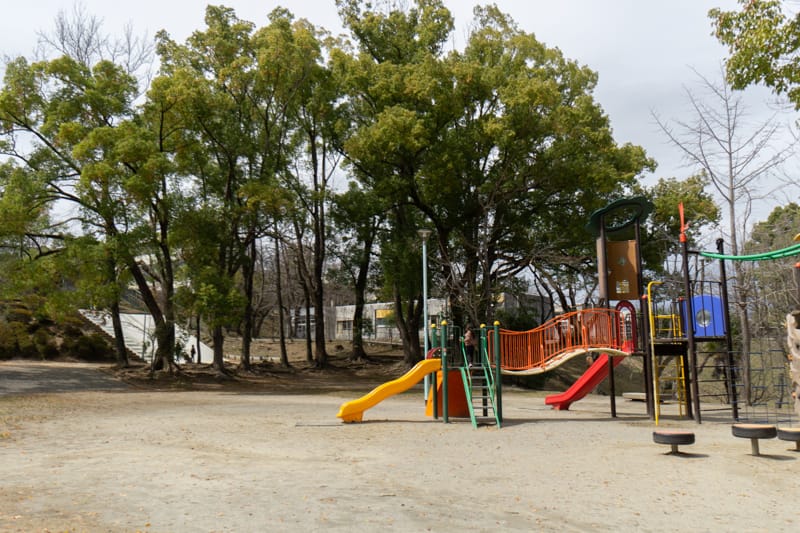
xmin=291 ymin=224 xmax=315 ymax=365
xmin=313 ymin=284 xmax=328 ymax=368
xmin=152 ymin=316 xmax=176 ymax=374
xmin=109 ymin=299 xmax=129 ymax=368
xmin=732 ymin=259 xmax=752 ymax=405
xmin=393 ymin=285 xmax=422 ymax=367
xmin=125 ymin=259 xmax=175 ymax=375
xmin=195 ymin=315 xmax=202 ymax=364
xmin=212 ymin=325 xmax=226 ymax=372
xmin=312 ymin=215 xmax=328 ymax=368
xmin=102 ymin=250 xmax=129 ymax=368
xmin=239 ymin=238 xmax=256 ymax=372
xmin=275 ymin=235 xmax=290 ymax=367
xmin=351 ymin=290 xmax=368 ymax=361
xmin=350 ymin=227 xmax=375 ymax=361
xmin=303 ymin=294 xmax=313 ymax=365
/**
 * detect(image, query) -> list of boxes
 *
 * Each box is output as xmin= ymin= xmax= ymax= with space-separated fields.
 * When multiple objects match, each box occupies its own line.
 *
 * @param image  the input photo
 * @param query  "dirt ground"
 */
xmin=1 ymin=342 xmax=799 ymax=532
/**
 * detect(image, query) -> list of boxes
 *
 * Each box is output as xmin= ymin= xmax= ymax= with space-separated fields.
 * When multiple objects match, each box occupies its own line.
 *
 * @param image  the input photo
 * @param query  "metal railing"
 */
xmin=489 ymin=308 xmax=623 ymax=372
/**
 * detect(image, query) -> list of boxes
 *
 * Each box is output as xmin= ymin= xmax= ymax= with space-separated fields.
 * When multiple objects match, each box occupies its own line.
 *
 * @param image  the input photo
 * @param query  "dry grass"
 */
xmin=107 ymin=338 xmax=410 ymax=394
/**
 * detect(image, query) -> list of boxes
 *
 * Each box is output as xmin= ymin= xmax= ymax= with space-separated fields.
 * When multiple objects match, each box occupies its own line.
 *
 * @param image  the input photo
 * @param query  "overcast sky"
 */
xmin=2 ymin=0 xmax=797 ymax=228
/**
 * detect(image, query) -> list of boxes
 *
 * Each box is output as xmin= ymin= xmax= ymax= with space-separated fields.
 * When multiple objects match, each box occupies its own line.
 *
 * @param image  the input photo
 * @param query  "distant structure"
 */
xmin=291 ymin=293 xmax=552 ymax=342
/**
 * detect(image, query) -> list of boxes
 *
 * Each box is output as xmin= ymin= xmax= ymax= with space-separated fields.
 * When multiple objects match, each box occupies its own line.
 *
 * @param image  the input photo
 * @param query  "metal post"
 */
xmin=634 ymin=218 xmax=653 ymax=417
xmin=681 ymin=237 xmax=700 ymax=423
xmin=479 ymin=324 xmax=488 ymax=416
xmin=641 ymin=292 xmax=655 ymax=418
xmin=431 ymin=324 xmax=438 ymax=420
xmin=598 ymin=214 xmax=617 ymax=417
xmin=441 ymin=319 xmax=449 ymax=423
xmin=493 ymin=320 xmax=502 ymax=423
xmin=717 ymin=238 xmax=738 ymax=421
xmin=418 ymin=229 xmax=432 ymax=402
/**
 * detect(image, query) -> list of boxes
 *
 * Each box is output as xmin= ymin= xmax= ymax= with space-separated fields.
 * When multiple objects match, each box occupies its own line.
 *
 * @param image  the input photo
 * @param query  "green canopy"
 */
xmin=585 ymin=196 xmax=654 ymax=237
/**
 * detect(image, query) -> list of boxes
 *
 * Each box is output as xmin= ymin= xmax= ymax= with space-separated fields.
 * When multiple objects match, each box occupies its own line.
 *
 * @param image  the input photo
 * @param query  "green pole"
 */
xmin=431 ymin=324 xmax=438 ymax=420
xmin=494 ymin=320 xmax=502 ymax=423
xmin=479 ymin=323 xmax=488 ymax=416
xmin=441 ymin=319 xmax=449 ymax=423
xmin=479 ymin=323 xmax=487 ymax=366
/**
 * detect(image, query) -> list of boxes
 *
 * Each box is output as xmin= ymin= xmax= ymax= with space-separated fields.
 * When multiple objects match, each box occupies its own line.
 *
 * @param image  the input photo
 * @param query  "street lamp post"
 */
xmin=418 ymin=229 xmax=432 ymax=402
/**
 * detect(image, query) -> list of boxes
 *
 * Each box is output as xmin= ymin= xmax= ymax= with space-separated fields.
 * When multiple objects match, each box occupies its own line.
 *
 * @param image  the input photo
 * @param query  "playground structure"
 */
xmin=789 ymin=310 xmax=800 ymax=419
xmin=337 ymin=196 xmax=800 ymax=428
xmin=337 ymin=358 xmax=441 ymax=422
xmin=642 ymin=277 xmax=731 ymax=423
xmin=335 ymin=301 xmax=636 ymax=426
xmin=336 ymin=196 xmax=645 ymax=426
xmin=338 ymin=321 xmax=504 ymax=428
xmin=491 ymin=302 xmax=636 ymax=411
xmin=697 ymin=240 xmax=800 ymax=425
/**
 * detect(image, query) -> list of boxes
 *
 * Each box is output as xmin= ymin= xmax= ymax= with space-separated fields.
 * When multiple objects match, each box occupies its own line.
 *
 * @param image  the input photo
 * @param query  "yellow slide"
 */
xmin=337 ymin=358 xmax=441 ymax=422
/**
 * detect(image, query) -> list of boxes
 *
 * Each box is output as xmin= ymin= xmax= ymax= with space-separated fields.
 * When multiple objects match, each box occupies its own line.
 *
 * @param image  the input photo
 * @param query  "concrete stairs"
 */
xmin=79 ymin=309 xmax=214 ymax=363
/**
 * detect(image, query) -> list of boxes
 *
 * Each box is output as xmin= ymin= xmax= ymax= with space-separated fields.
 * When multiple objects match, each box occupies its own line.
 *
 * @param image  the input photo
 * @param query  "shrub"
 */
xmin=6 ymin=306 xmax=33 ymax=325
xmin=66 ymin=333 xmax=113 ymax=362
xmin=32 ymin=328 xmax=59 ymax=360
xmin=0 ymin=322 xmax=15 ymax=360
xmin=62 ymin=322 xmax=83 ymax=339
xmin=14 ymin=323 xmax=37 ymax=358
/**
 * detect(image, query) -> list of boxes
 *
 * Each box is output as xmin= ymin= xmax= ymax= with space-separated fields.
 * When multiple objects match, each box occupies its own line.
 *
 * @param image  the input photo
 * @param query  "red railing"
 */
xmin=488 ymin=308 xmax=624 ymax=372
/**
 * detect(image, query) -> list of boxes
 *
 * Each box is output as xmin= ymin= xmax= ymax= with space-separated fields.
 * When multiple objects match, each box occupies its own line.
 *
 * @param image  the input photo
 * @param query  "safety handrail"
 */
xmin=699 ymin=242 xmax=800 ymax=261
xmin=479 ymin=329 xmax=495 ymax=391
xmin=488 ymin=308 xmax=623 ymax=372
xmin=459 ymin=329 xmax=496 ymax=390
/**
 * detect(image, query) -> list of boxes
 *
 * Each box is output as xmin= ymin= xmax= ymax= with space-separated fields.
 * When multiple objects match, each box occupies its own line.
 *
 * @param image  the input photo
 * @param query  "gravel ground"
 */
xmin=1 ymin=361 xmax=798 ymax=532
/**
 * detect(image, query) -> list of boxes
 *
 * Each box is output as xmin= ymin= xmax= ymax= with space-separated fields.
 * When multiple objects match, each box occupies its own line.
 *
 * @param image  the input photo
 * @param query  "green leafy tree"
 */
xmin=446 ymin=6 xmax=652 ymax=321
xmin=0 ymin=51 xmax=184 ymax=370
xmin=711 ymin=0 xmax=800 ymax=107
xmin=328 ymin=183 xmax=386 ymax=361
xmin=282 ymin=23 xmax=343 ymax=368
xmin=0 ymin=162 xmax=52 ymax=261
xmin=333 ymin=0 xmax=456 ymax=363
xmin=0 ymin=9 xmax=188 ymax=371
xmin=643 ymin=173 xmax=721 ymax=275
xmin=335 ymin=1 xmax=652 ymax=361
xmin=155 ymin=6 xmax=308 ymax=371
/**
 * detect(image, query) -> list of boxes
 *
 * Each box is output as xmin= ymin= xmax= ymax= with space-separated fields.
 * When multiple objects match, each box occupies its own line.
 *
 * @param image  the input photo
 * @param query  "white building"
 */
xmin=291 ymin=293 xmax=551 ymax=342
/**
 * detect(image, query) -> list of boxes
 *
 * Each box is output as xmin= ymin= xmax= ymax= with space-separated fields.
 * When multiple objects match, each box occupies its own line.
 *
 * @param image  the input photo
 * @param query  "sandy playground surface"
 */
xmin=1 ymin=359 xmax=799 ymax=532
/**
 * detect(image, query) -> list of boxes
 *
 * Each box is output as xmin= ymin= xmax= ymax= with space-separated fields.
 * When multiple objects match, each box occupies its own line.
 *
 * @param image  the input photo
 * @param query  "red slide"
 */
xmin=544 ymin=352 xmax=626 ymax=410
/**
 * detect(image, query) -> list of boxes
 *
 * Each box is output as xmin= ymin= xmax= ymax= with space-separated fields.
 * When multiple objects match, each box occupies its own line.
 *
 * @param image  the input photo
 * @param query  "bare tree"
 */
xmin=36 ymin=1 xmax=154 ymax=87
xmin=654 ymin=66 xmax=795 ymax=403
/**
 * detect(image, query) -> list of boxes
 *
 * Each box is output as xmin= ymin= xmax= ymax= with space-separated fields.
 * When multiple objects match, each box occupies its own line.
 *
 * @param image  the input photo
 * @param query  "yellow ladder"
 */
xmin=647 ymin=281 xmax=688 ymax=425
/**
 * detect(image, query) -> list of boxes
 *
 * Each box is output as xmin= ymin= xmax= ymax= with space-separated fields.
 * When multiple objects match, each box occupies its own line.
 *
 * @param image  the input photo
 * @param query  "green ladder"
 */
xmin=460 ymin=362 xmax=501 ymax=428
